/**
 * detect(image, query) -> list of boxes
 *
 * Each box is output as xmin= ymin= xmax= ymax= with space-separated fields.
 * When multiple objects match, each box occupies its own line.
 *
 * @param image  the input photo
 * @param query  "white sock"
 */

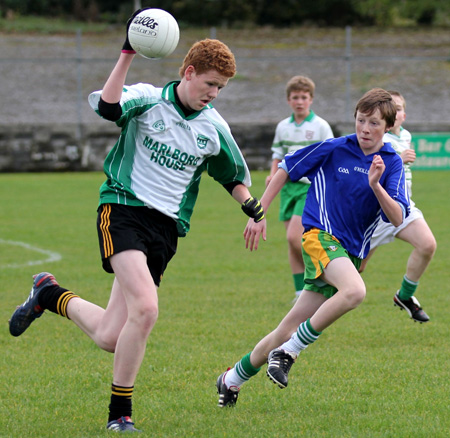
xmin=280 ymin=333 xmax=307 ymax=356
xmin=280 ymin=320 xmax=321 ymax=355
xmin=224 ymin=367 xmax=245 ymax=389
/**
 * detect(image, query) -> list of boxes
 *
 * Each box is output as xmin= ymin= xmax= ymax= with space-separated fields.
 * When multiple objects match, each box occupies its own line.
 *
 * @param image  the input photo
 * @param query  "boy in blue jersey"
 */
xmin=9 ymin=9 xmax=266 ymax=433
xmin=217 ymin=88 xmax=409 ymax=407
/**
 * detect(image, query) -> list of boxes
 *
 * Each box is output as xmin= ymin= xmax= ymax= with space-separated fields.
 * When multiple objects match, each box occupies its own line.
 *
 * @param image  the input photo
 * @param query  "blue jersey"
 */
xmin=283 ymin=134 xmax=410 ymax=259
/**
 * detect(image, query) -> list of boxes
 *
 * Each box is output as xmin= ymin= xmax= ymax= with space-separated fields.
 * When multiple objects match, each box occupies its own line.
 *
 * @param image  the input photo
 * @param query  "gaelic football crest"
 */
xmin=152 ymin=120 xmax=166 ymax=131
xmin=196 ymin=134 xmax=209 ymax=149
xmin=306 ymin=130 xmax=314 ymax=140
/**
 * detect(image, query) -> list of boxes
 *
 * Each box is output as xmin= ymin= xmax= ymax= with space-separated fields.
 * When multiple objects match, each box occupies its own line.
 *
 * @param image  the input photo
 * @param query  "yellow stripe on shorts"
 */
xmin=302 ymin=228 xmax=331 ymax=279
xmin=100 ymin=204 xmax=113 ymax=258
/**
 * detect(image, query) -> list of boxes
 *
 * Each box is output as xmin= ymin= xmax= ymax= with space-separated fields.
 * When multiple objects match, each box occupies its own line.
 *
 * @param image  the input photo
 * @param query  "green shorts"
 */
xmin=302 ymin=228 xmax=361 ymax=298
xmin=279 ymin=181 xmax=310 ymax=221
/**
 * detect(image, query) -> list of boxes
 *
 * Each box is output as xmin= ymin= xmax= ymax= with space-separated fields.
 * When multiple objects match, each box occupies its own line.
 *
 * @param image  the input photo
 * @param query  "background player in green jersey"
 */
xmin=9 ymin=9 xmax=265 ymax=433
xmin=266 ymin=76 xmax=334 ymax=303
xmin=359 ymin=91 xmax=436 ymax=323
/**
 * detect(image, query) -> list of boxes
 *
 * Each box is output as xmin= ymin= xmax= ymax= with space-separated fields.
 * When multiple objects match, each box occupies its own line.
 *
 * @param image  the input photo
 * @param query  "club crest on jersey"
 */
xmin=196 ymin=134 xmax=209 ymax=149
xmin=152 ymin=120 xmax=166 ymax=131
xmin=306 ymin=130 xmax=314 ymax=140
xmin=327 ymin=245 xmax=338 ymax=252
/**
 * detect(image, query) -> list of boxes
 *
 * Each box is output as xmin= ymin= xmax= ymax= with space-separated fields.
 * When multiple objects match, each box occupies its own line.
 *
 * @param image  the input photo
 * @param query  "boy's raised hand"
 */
xmin=368 ymin=154 xmax=386 ymax=187
xmin=122 ymin=7 xmax=152 ymax=53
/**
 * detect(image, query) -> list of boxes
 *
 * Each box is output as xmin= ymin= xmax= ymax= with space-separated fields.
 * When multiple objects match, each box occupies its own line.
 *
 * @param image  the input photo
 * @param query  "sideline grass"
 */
xmin=1 ymin=171 xmax=449 ymax=437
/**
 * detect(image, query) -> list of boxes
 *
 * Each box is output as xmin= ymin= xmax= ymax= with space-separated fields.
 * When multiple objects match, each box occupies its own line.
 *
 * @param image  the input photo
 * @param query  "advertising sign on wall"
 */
xmin=411 ymin=133 xmax=450 ymax=170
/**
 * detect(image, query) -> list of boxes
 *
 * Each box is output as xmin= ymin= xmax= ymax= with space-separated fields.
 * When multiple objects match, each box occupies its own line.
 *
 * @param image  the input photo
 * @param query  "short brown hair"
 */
xmin=286 ymin=75 xmax=315 ymax=98
xmin=354 ymin=88 xmax=396 ymax=129
xmin=179 ymin=39 xmax=236 ymax=79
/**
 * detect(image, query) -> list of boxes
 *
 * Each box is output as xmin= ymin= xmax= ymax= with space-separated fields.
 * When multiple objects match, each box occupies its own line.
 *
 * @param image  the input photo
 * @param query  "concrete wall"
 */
xmin=0 ymin=122 xmax=447 ymax=172
xmin=0 ymin=124 xmax=118 ymax=172
xmin=0 ymin=122 xmax=281 ymax=172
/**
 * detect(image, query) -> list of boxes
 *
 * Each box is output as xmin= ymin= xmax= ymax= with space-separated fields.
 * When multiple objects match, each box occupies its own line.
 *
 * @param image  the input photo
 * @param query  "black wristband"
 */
xmin=122 ymin=38 xmax=135 ymax=52
xmin=241 ymin=197 xmax=265 ymax=223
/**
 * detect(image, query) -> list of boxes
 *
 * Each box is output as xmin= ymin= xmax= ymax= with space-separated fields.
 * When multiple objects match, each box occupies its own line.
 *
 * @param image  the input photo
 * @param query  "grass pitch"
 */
xmin=1 ymin=170 xmax=449 ymax=437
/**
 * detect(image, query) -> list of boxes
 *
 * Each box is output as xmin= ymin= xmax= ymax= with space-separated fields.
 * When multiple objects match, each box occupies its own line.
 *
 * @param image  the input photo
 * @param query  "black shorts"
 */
xmin=97 ymin=203 xmax=178 ymax=286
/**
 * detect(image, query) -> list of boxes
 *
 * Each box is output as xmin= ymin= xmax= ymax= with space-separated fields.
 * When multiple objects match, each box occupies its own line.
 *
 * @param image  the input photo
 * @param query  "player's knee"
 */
xmin=342 ymin=285 xmax=366 ymax=309
xmin=131 ymin=302 xmax=159 ymax=335
xmin=286 ymin=232 xmax=301 ymax=247
xmin=422 ymin=237 xmax=437 ymax=258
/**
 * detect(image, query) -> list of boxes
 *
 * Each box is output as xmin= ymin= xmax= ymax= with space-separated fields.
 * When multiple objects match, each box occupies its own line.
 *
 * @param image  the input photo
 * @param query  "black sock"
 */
xmin=108 ymin=384 xmax=133 ymax=422
xmin=37 ymin=285 xmax=79 ymax=318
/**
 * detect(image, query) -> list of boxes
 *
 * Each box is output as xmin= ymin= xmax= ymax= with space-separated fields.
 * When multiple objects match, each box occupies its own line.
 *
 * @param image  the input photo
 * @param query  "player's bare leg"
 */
xmin=285 ymin=215 xmax=305 ymax=275
xmin=358 ymin=247 xmax=377 ymax=273
xmin=108 ymin=250 xmax=158 ymax=386
xmin=393 ymin=218 xmax=435 ymax=322
xmin=395 ymin=218 xmax=436 ymax=282
xmin=67 ymin=250 xmax=157 ymax=384
xmin=309 ymin=257 xmax=366 ymax=330
xmin=218 ymin=258 xmax=366 ymax=396
xmin=65 ymin=279 xmax=126 ymax=352
xmin=285 ymin=214 xmax=305 ymax=301
xmin=68 ymin=249 xmax=158 ymax=429
xmin=247 ymin=257 xmax=364 ymax=369
xmin=264 ymin=257 xmax=365 ymax=387
xmin=249 ymin=289 xmax=327 ymax=368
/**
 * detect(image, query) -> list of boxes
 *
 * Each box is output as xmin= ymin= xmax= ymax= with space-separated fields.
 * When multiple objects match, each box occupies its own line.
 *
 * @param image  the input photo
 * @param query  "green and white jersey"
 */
xmin=271 ymin=111 xmax=334 ymax=184
xmin=89 ymin=81 xmax=251 ymax=237
xmin=383 ymin=127 xmax=413 ymax=197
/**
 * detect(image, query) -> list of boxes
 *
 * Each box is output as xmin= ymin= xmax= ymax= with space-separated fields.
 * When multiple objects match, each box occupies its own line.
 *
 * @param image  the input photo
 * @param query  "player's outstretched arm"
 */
xmin=244 ymin=168 xmax=289 ymax=251
xmin=266 ymin=159 xmax=281 ymax=187
xmin=100 ymin=8 xmax=150 ymax=104
xmin=101 ymin=53 xmax=135 ymax=104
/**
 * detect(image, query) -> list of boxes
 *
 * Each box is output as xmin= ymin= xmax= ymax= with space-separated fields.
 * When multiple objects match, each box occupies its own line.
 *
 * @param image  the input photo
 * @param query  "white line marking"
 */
xmin=0 ymin=238 xmax=62 ymax=269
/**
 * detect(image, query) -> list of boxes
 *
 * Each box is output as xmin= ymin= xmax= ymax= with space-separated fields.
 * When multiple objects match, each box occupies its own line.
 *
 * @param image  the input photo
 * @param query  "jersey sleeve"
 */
xmin=205 ymin=128 xmax=252 ymax=187
xmin=283 ymin=138 xmax=335 ymax=182
xmin=88 ymin=83 xmax=160 ymax=127
xmin=320 ymin=121 xmax=334 ymax=140
xmin=271 ymin=121 xmax=287 ymax=160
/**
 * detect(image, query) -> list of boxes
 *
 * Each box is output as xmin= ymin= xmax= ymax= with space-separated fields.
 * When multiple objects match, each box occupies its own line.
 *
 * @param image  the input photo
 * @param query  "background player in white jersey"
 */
xmin=266 ymin=76 xmax=334 ymax=302
xmin=9 ymin=9 xmax=266 ymax=433
xmin=217 ymin=88 xmax=410 ymax=407
xmin=359 ymin=91 xmax=436 ymax=323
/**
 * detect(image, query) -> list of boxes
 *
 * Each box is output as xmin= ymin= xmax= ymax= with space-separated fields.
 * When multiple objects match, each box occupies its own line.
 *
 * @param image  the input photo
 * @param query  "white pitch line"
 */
xmin=0 ymin=238 xmax=62 ymax=269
